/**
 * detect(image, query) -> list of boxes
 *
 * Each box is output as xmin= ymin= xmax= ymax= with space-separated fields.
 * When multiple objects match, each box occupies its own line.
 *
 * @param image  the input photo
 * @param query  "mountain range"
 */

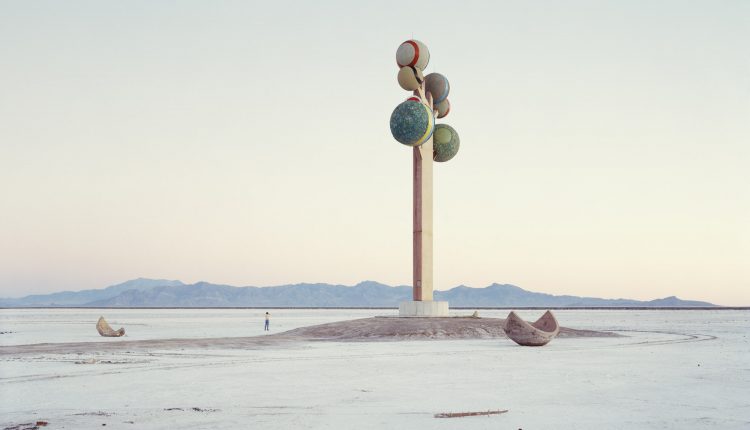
xmin=0 ymin=278 xmax=717 ymax=308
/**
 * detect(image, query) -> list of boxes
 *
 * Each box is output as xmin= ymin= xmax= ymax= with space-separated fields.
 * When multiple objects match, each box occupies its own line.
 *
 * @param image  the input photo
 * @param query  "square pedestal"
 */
xmin=399 ymin=301 xmax=449 ymax=317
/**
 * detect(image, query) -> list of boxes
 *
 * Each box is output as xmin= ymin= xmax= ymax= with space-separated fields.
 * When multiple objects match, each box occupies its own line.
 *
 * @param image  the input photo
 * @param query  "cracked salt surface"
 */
xmin=1 ymin=309 xmax=748 ymax=429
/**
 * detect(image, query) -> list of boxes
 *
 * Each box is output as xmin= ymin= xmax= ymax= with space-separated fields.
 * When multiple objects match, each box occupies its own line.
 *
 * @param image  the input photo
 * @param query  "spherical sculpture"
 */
xmin=432 ymin=124 xmax=460 ymax=162
xmin=396 ymin=39 xmax=430 ymax=70
xmin=406 ymin=95 xmax=422 ymax=102
xmin=390 ymin=100 xmax=435 ymax=147
xmin=436 ymin=99 xmax=450 ymax=118
xmin=424 ymin=73 xmax=450 ymax=104
xmin=397 ymin=66 xmax=420 ymax=91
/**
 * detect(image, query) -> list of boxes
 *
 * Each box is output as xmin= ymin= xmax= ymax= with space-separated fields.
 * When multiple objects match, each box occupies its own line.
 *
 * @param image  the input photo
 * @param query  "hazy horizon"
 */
xmin=1 ymin=1 xmax=748 ymax=305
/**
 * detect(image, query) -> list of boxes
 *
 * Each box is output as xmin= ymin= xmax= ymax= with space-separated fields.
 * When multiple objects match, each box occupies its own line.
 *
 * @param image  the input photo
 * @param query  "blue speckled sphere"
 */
xmin=433 ymin=124 xmax=460 ymax=162
xmin=390 ymin=101 xmax=435 ymax=147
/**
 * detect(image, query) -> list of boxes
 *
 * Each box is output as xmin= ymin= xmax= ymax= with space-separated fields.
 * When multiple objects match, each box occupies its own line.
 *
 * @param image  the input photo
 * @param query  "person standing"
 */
xmin=264 ymin=312 xmax=270 ymax=331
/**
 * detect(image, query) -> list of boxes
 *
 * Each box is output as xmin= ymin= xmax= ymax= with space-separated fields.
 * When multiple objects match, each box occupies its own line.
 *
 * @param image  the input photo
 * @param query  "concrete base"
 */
xmin=398 ymin=301 xmax=449 ymax=317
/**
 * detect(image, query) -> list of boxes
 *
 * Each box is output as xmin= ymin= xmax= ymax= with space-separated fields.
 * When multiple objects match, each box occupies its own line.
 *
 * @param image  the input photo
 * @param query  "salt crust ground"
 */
xmin=0 ymin=316 xmax=616 ymax=356
xmin=2 ymin=310 xmax=747 ymax=429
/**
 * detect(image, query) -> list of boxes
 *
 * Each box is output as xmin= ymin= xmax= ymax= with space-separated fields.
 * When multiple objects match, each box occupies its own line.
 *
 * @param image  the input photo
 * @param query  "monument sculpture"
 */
xmin=390 ymin=40 xmax=460 ymax=317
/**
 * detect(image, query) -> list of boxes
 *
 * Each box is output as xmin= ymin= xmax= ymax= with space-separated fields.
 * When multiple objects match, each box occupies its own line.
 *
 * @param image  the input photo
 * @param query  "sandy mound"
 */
xmin=0 ymin=316 xmax=618 ymax=356
xmin=276 ymin=316 xmax=617 ymax=341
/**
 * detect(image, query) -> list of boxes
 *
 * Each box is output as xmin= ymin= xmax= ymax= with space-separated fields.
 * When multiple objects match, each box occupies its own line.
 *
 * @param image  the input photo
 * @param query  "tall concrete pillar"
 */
xmin=412 ymin=141 xmax=433 ymax=301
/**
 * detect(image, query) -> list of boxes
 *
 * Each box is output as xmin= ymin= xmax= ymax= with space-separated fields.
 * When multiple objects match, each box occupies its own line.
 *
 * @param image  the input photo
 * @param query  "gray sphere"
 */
xmin=424 ymin=73 xmax=450 ymax=104
xmin=436 ymin=99 xmax=450 ymax=118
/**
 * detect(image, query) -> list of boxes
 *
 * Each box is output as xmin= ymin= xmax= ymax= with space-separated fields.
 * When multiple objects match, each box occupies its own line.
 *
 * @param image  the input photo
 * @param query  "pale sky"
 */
xmin=1 ymin=1 xmax=748 ymax=305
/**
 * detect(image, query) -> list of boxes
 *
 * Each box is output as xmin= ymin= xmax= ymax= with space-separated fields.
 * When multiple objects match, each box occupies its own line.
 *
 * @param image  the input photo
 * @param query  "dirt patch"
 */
xmin=434 ymin=409 xmax=508 ymax=418
xmin=164 ymin=407 xmax=219 ymax=413
xmin=2 ymin=421 xmax=48 ymax=430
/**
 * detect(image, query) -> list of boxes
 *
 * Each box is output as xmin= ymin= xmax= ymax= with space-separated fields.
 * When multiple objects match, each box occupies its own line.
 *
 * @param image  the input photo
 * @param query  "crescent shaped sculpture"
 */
xmin=96 ymin=316 xmax=125 ymax=337
xmin=503 ymin=311 xmax=559 ymax=346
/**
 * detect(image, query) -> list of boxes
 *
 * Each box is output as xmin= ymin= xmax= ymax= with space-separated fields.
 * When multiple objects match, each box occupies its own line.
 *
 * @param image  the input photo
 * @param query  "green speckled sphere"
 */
xmin=432 ymin=124 xmax=460 ymax=162
xmin=390 ymin=101 xmax=435 ymax=147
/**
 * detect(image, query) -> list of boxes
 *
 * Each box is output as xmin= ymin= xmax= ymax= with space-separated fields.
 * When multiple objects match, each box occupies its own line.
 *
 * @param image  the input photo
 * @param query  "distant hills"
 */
xmin=0 ymin=278 xmax=185 ymax=307
xmin=0 ymin=278 xmax=717 ymax=308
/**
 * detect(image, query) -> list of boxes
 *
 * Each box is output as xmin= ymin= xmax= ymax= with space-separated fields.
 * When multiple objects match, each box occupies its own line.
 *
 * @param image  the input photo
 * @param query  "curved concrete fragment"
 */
xmin=503 ymin=310 xmax=560 ymax=346
xmin=96 ymin=316 xmax=125 ymax=337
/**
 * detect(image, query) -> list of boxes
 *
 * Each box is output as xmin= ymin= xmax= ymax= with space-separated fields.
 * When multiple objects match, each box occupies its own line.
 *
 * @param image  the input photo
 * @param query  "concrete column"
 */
xmin=413 ymin=140 xmax=433 ymax=301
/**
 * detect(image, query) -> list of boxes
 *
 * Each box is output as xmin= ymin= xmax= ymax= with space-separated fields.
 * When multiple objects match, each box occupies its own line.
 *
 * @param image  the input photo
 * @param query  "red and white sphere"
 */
xmin=396 ymin=39 xmax=430 ymax=70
